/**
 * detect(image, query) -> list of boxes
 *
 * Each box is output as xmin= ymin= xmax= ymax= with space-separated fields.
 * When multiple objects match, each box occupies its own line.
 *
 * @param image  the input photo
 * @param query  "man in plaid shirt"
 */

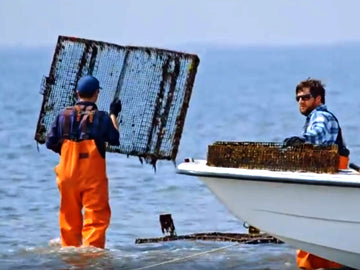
xmin=284 ymin=78 xmax=349 ymax=157
xmin=284 ymin=78 xmax=350 ymax=270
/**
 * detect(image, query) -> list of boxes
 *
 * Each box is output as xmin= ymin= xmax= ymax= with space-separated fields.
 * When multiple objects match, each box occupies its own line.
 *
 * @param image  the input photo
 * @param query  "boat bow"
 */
xmin=177 ymin=159 xmax=360 ymax=269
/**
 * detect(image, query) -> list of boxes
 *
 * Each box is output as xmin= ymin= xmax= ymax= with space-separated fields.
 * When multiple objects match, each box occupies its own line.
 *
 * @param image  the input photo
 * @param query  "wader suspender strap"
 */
xmin=61 ymin=105 xmax=96 ymax=141
xmin=61 ymin=107 xmax=76 ymax=139
xmin=79 ymin=105 xmax=95 ymax=139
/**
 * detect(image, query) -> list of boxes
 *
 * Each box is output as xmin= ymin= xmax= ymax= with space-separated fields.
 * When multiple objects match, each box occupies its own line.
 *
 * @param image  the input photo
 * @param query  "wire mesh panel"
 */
xmin=35 ymin=36 xmax=200 ymax=164
xmin=207 ymin=141 xmax=340 ymax=173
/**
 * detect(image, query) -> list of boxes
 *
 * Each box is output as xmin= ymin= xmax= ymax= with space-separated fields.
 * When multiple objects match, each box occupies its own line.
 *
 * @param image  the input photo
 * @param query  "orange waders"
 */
xmin=296 ymin=250 xmax=342 ymax=269
xmin=296 ymin=156 xmax=349 ymax=269
xmin=55 ymin=139 xmax=110 ymax=248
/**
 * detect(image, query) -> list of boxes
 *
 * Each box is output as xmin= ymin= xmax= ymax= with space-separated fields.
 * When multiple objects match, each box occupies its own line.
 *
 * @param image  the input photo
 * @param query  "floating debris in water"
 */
xmin=136 ymin=214 xmax=282 ymax=245
xmin=135 ymin=232 xmax=283 ymax=245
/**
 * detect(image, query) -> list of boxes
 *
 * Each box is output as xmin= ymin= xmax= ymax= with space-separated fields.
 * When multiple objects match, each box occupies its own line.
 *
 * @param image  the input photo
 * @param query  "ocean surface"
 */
xmin=0 ymin=43 xmax=359 ymax=270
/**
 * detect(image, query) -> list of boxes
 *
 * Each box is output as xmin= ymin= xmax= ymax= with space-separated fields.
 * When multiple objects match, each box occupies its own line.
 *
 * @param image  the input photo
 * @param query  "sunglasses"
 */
xmin=296 ymin=94 xmax=313 ymax=102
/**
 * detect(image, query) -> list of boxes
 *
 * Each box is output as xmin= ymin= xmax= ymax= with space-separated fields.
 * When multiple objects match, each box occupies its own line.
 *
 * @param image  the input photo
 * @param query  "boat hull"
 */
xmin=177 ymin=160 xmax=360 ymax=269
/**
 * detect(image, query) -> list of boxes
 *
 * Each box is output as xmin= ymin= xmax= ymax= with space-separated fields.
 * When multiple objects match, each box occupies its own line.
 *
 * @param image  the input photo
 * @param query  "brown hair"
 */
xmin=296 ymin=78 xmax=325 ymax=104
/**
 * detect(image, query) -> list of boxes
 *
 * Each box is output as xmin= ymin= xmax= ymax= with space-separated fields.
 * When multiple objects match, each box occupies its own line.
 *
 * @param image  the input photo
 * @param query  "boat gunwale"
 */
xmin=177 ymin=160 xmax=360 ymax=188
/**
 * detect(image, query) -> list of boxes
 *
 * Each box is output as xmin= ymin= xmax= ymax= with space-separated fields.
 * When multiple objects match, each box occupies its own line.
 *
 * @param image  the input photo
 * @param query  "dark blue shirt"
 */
xmin=46 ymin=101 xmax=119 ymax=158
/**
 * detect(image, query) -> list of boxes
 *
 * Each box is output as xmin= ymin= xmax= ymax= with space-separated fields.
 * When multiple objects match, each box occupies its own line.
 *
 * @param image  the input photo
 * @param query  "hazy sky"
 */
xmin=1 ymin=0 xmax=360 ymax=48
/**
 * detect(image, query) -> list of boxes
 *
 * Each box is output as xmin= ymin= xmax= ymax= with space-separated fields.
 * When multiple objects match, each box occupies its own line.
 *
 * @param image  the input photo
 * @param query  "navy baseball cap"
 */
xmin=76 ymin=75 xmax=102 ymax=95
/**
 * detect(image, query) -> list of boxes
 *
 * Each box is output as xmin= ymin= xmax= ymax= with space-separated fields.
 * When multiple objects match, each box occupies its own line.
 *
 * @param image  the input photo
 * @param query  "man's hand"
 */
xmin=110 ymin=98 xmax=122 ymax=117
xmin=283 ymin=136 xmax=305 ymax=147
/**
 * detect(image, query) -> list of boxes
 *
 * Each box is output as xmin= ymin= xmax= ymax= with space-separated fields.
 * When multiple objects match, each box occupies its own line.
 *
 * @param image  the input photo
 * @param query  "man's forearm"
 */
xmin=110 ymin=114 xmax=119 ymax=130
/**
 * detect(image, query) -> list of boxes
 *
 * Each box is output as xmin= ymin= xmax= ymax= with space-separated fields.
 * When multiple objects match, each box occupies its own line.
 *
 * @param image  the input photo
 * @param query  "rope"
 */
xmin=129 ymin=242 xmax=239 ymax=270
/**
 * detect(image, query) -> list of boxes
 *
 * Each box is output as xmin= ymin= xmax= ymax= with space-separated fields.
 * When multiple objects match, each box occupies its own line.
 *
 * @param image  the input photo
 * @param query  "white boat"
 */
xmin=177 ymin=159 xmax=360 ymax=269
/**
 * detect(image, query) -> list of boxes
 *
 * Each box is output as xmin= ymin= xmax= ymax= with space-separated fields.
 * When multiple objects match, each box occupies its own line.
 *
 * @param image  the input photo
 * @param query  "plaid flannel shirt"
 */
xmin=302 ymin=105 xmax=339 ymax=145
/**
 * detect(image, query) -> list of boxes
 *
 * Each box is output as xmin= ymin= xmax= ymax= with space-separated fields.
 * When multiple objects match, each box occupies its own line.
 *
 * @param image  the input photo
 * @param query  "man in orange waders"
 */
xmin=46 ymin=75 xmax=121 ymax=248
xmin=283 ymin=78 xmax=350 ymax=269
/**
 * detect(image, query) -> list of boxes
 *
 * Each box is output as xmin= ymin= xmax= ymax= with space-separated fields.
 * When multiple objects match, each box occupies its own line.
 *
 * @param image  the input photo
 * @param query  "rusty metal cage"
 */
xmin=207 ymin=141 xmax=340 ymax=173
xmin=35 ymin=36 xmax=199 ymax=164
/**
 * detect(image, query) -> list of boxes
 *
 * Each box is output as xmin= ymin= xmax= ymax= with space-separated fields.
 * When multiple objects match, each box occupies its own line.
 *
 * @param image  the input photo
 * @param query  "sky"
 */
xmin=1 ymin=0 xmax=360 ymax=48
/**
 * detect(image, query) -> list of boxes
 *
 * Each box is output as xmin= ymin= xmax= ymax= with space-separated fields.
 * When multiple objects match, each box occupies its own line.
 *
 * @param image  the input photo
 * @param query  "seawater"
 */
xmin=0 ymin=44 xmax=359 ymax=269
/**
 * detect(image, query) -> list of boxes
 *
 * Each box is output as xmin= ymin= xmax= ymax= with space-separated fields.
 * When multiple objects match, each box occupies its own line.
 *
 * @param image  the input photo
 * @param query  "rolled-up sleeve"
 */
xmin=102 ymin=114 xmax=120 ymax=146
